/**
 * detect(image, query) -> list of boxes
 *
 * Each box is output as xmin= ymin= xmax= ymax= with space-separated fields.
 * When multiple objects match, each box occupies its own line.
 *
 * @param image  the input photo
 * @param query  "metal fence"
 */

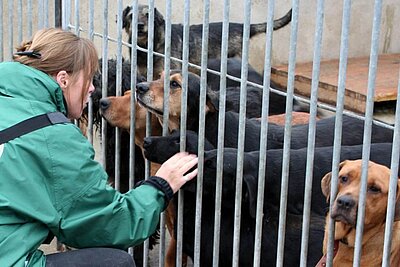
xmin=1 ymin=0 xmax=399 ymax=266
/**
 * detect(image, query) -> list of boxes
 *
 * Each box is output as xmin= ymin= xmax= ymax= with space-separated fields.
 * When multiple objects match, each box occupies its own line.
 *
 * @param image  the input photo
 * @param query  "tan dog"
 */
xmin=320 ymin=160 xmax=400 ymax=267
xmin=99 ymin=90 xmax=186 ymax=267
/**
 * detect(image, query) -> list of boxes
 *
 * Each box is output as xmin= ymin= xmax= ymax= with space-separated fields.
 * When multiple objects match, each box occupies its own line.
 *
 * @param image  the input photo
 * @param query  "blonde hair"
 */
xmin=13 ymin=28 xmax=99 ymax=105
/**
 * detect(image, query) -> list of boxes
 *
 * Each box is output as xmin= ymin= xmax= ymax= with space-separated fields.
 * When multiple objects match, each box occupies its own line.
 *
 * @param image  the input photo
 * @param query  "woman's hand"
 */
xmin=155 ymin=152 xmax=198 ymax=193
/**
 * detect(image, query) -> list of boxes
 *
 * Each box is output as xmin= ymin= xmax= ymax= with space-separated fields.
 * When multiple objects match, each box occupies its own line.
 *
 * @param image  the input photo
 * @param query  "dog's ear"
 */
xmin=394 ymin=179 xmax=400 ymax=221
xmin=154 ymin=7 xmax=165 ymax=28
xmin=243 ymin=174 xmax=258 ymax=219
xmin=321 ymin=171 xmax=332 ymax=202
xmin=321 ymin=161 xmax=348 ymax=202
xmin=122 ymin=6 xmax=132 ymax=30
xmin=206 ymin=90 xmax=218 ymax=113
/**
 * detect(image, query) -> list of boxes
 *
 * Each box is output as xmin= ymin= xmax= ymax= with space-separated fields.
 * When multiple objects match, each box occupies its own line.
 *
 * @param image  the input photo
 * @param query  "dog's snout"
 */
xmin=100 ymin=98 xmax=110 ymax=111
xmin=143 ymin=137 xmax=152 ymax=149
xmin=136 ymin=82 xmax=149 ymax=94
xmin=138 ymin=22 xmax=145 ymax=31
xmin=336 ymin=195 xmax=355 ymax=210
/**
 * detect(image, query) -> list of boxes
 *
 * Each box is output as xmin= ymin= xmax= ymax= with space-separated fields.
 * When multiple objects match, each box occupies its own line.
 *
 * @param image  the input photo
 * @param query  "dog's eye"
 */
xmin=170 ymin=80 xmax=180 ymax=88
xmin=340 ymin=175 xmax=348 ymax=183
xmin=368 ymin=185 xmax=381 ymax=193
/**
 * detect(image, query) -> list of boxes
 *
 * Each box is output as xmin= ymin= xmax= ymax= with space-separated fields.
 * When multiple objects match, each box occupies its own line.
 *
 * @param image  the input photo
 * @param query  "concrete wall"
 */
xmin=1 ymin=0 xmax=399 ymax=73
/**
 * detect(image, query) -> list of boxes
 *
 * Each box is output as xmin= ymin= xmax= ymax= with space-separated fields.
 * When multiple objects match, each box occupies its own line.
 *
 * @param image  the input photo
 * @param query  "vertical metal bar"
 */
xmin=159 ymin=1 xmax=173 ymax=266
xmin=74 ymin=0 xmax=80 ymax=36
xmin=0 ymin=0 xmax=3 ymax=62
xmin=193 ymin=0 xmax=211 ymax=265
xmin=253 ymin=0 xmax=275 ymax=265
xmin=232 ymin=0 xmax=251 ymax=265
xmin=86 ymin=0 xmax=95 ymax=145
xmin=113 ymin=0 xmax=123 ymax=193
xmin=146 ymin=0 xmax=155 ymax=81
xmin=143 ymin=1 xmax=157 ymax=264
xmin=128 ymin=0 xmax=139 ymax=257
xmin=7 ymin=0 xmax=13 ymax=61
xmin=101 ymin=0 xmax=109 ymax=169
xmin=177 ymin=0 xmax=191 ymax=265
xmin=353 ymin=0 xmax=383 ymax=266
xmin=38 ymin=0 xmax=43 ymax=29
xmin=299 ymin=1 xmax=325 ymax=266
xmin=275 ymin=0 xmax=299 ymax=265
xmin=61 ymin=0 xmax=67 ymax=30
xmin=382 ymin=70 xmax=400 ymax=267
xmin=17 ymin=0 xmax=22 ymax=44
xmin=326 ymin=0 xmax=352 ymax=266
xmin=27 ymin=0 xmax=32 ymax=36
xmin=212 ymin=0 xmax=230 ymax=265
xmin=66 ymin=0 xmax=72 ymax=30
xmin=44 ymin=0 xmax=49 ymax=28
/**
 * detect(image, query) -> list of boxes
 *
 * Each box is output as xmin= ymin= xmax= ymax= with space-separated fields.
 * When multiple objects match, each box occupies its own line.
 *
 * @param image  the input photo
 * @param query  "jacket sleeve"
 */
xmin=46 ymin=124 xmax=167 ymax=249
xmin=58 ymin=180 xmax=165 ymax=249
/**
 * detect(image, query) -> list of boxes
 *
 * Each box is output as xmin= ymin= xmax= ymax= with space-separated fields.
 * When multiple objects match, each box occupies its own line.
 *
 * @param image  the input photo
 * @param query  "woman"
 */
xmin=0 ymin=28 xmax=198 ymax=266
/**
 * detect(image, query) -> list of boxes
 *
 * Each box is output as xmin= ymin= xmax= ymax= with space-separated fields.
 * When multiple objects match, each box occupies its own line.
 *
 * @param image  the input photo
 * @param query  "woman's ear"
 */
xmin=54 ymin=70 xmax=69 ymax=90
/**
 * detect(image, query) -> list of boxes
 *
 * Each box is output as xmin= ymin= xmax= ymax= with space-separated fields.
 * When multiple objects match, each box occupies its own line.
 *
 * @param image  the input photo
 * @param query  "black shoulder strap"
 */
xmin=0 ymin=112 xmax=71 ymax=145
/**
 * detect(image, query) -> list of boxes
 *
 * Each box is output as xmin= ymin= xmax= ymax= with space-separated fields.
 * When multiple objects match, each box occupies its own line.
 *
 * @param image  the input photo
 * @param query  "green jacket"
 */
xmin=0 ymin=62 xmax=166 ymax=266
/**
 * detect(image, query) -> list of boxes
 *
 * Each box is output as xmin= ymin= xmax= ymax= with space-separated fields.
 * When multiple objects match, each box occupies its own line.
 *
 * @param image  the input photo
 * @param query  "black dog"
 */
xmin=143 ymin=130 xmax=326 ymax=266
xmin=143 ymin=130 xmax=395 ymax=216
xmin=207 ymin=57 xmax=292 ymax=116
xmin=122 ymin=4 xmax=292 ymax=77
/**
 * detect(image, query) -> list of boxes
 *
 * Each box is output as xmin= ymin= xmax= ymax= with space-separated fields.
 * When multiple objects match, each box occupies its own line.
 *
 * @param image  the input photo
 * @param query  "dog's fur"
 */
xmin=136 ymin=70 xmax=394 ymax=152
xmin=321 ymin=160 xmax=400 ymax=266
xmin=206 ymin=58 xmax=300 ymax=116
xmin=143 ymin=130 xmax=326 ymax=266
xmin=122 ymin=4 xmax=292 ymax=77
xmin=143 ymin=130 xmax=396 ymax=216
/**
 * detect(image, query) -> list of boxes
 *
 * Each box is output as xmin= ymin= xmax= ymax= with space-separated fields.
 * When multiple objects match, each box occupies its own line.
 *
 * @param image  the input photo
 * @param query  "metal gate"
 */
xmin=1 ymin=0 xmax=399 ymax=266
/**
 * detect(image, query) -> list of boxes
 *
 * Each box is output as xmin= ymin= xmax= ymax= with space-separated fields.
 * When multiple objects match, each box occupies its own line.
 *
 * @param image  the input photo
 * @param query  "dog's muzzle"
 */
xmin=136 ymin=82 xmax=150 ymax=94
xmin=331 ymin=194 xmax=357 ymax=226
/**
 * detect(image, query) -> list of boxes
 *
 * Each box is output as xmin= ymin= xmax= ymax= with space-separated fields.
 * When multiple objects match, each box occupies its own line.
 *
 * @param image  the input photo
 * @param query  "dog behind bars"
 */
xmin=122 ymin=4 xmax=292 ymax=77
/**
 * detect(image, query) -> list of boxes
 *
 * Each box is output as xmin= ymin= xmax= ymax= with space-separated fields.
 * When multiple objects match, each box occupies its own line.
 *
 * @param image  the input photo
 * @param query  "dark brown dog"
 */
xmin=320 ymin=160 xmax=400 ymax=267
xmin=99 ymin=91 xmax=186 ymax=267
xmin=122 ymin=4 xmax=292 ymax=77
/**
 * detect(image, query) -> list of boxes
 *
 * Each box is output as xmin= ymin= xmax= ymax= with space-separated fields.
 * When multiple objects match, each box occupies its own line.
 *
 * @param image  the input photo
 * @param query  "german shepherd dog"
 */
xmin=122 ymin=4 xmax=292 ymax=77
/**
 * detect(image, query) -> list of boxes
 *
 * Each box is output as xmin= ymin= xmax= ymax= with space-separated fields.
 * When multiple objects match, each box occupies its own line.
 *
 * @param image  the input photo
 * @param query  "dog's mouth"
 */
xmin=331 ymin=211 xmax=356 ymax=227
xmin=136 ymin=96 xmax=163 ymax=116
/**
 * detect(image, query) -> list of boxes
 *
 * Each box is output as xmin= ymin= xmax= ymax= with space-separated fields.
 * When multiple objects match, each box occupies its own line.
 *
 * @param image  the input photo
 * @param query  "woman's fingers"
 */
xmin=183 ymin=168 xmax=198 ymax=182
xmin=178 ymin=154 xmax=198 ymax=173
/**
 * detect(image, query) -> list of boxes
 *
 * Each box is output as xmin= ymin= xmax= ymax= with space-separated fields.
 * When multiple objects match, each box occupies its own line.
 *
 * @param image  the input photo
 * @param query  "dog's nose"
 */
xmin=136 ymin=82 xmax=149 ymax=94
xmin=100 ymin=98 xmax=110 ymax=110
xmin=138 ymin=23 xmax=145 ymax=31
xmin=336 ymin=195 xmax=355 ymax=210
xmin=143 ymin=137 xmax=152 ymax=149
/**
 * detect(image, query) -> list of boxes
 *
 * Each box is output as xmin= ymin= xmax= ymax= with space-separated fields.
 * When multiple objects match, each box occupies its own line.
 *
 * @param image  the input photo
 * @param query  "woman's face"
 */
xmin=57 ymin=70 xmax=95 ymax=119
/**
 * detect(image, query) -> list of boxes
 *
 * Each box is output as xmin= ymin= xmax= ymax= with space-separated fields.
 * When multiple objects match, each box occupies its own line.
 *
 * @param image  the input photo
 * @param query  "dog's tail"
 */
xmin=250 ymin=8 xmax=292 ymax=36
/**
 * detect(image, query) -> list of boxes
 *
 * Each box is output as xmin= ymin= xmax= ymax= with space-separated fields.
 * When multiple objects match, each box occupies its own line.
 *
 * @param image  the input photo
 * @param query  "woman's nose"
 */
xmin=88 ymin=82 xmax=95 ymax=94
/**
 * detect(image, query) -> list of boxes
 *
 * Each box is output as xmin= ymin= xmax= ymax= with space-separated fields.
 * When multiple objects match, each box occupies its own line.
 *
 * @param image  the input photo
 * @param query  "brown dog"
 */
xmin=320 ymin=160 xmax=400 ymax=267
xmin=99 ymin=90 xmax=186 ymax=267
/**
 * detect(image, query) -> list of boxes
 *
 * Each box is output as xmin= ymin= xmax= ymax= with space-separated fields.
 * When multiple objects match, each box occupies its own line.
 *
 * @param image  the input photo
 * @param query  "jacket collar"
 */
xmin=0 ymin=62 xmax=67 ymax=114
